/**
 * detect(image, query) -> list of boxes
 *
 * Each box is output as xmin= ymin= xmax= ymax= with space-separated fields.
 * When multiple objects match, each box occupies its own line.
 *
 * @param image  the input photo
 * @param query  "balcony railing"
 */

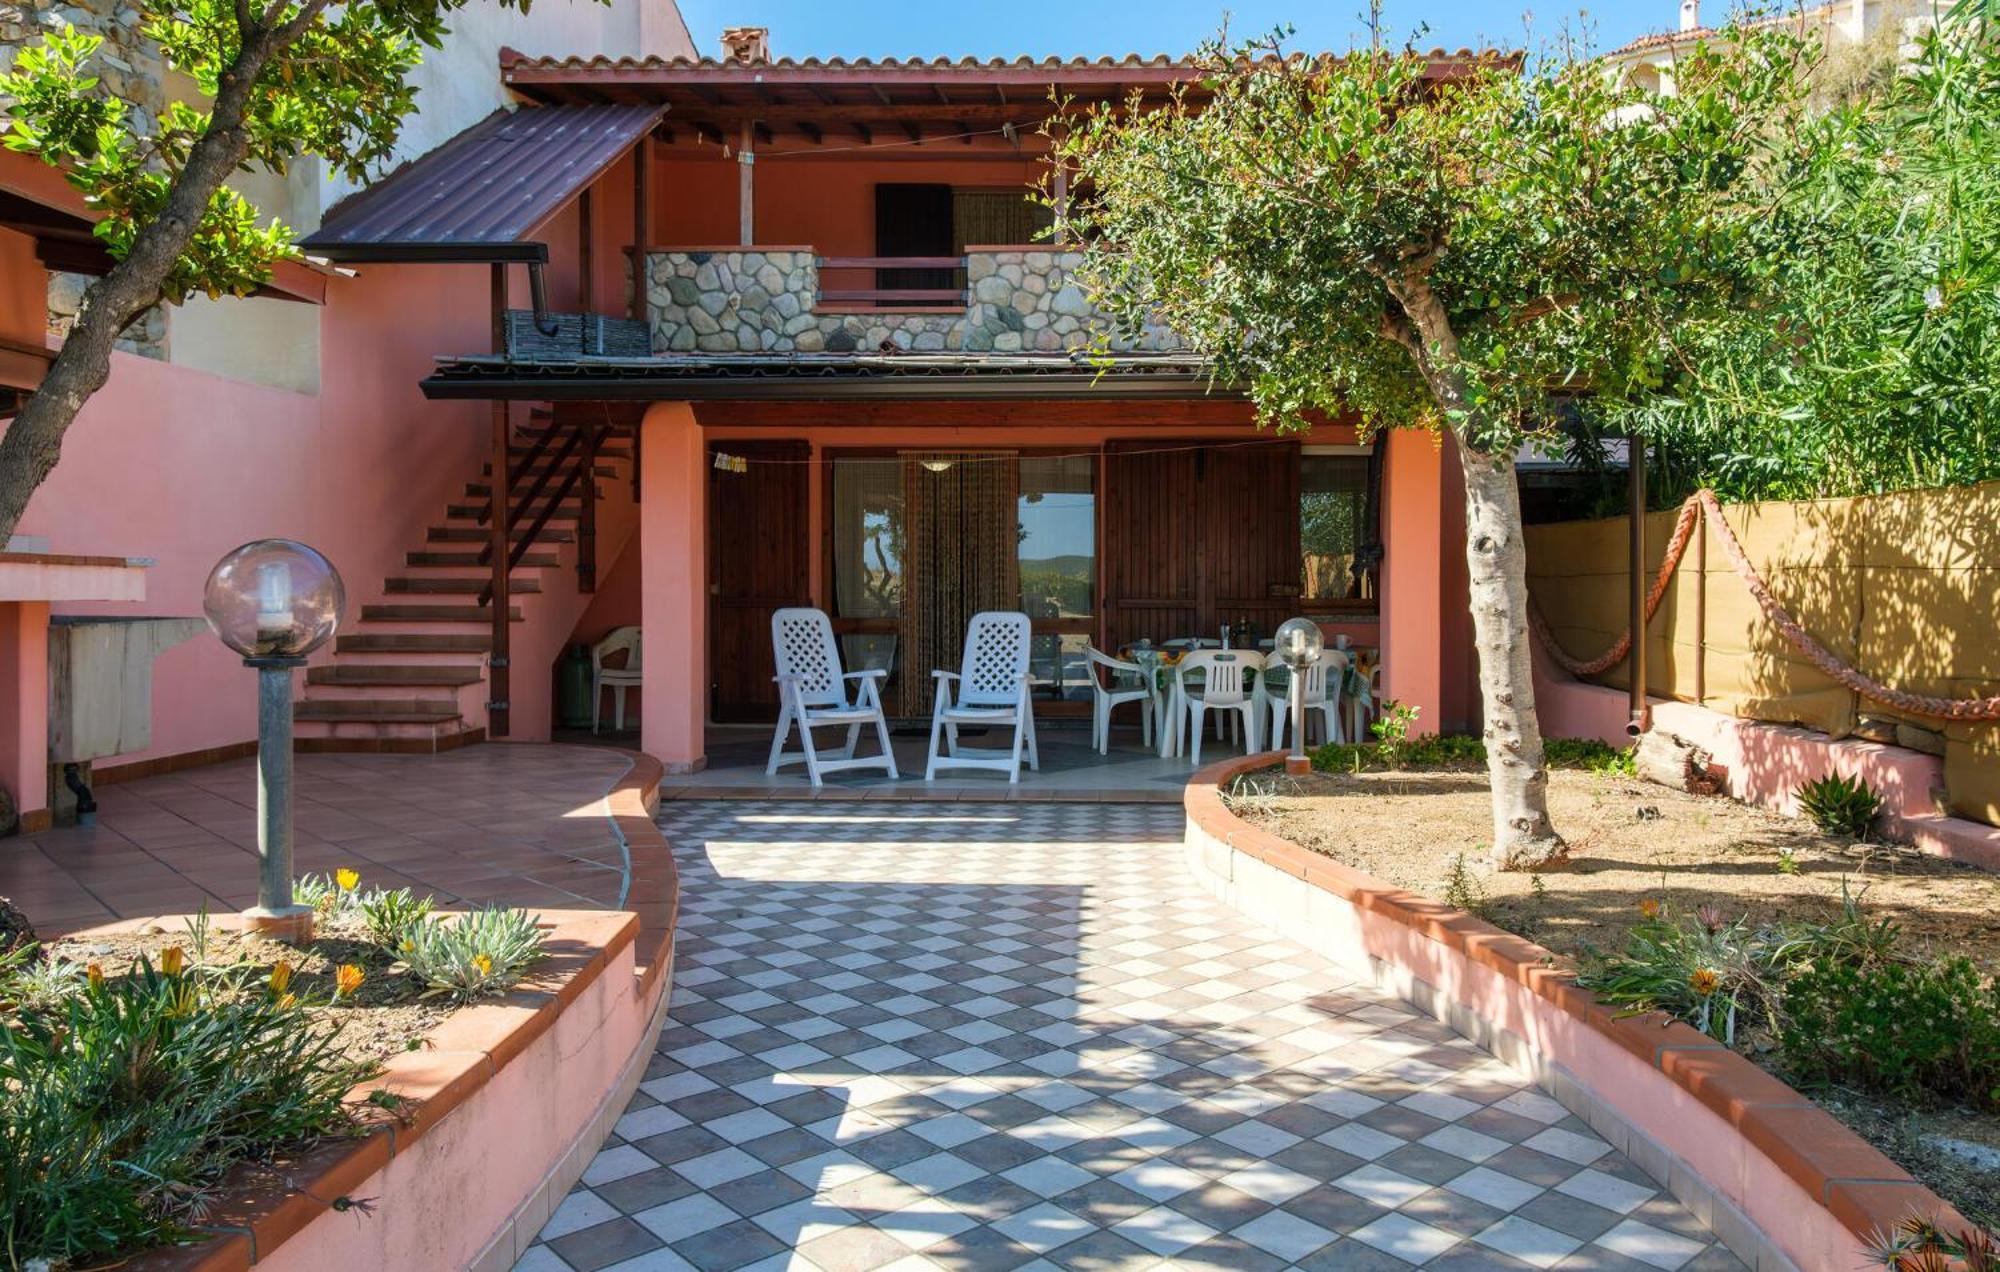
xmin=817 ymin=256 xmax=967 ymax=306
xmin=642 ymin=246 xmax=1183 ymax=355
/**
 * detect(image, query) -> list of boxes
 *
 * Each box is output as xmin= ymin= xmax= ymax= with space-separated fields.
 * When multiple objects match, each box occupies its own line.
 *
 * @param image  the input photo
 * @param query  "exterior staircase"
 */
xmin=295 ymin=414 xmax=635 ymax=750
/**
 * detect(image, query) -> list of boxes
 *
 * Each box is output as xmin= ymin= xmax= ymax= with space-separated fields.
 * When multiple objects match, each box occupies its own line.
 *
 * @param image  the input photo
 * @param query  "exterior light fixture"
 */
xmin=920 ymin=458 xmax=955 ymax=473
xmin=202 ymin=539 xmax=344 ymax=942
xmin=1273 ymin=616 xmax=1325 ymax=776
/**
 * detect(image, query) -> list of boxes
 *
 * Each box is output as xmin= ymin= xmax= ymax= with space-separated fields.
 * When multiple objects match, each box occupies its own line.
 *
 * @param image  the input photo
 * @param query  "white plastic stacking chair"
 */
xmin=591 ymin=626 xmax=643 ymax=733
xmin=1084 ymin=646 xmax=1157 ymax=755
xmin=925 ymin=611 xmax=1040 ymax=782
xmin=766 ymin=608 xmax=897 ymax=788
xmin=1174 ymin=649 xmax=1265 ymax=766
xmin=1266 ymin=648 xmax=1350 ymax=752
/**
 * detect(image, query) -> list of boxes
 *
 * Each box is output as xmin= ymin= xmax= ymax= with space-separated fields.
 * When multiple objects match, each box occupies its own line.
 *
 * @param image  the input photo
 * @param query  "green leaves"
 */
xmin=1049 ymin=25 xmax=1815 ymax=455
xmin=0 ymin=0 xmax=557 ymax=305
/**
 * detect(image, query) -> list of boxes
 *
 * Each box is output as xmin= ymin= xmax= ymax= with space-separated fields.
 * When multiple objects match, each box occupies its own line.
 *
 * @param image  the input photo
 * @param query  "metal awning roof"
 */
xmin=421 ymin=350 xmax=1228 ymax=401
xmin=300 ymin=103 xmax=665 ymax=263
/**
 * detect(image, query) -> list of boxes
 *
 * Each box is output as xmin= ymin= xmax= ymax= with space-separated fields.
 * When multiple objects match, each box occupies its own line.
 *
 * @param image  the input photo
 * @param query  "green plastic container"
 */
xmin=557 ymin=643 xmax=594 ymax=729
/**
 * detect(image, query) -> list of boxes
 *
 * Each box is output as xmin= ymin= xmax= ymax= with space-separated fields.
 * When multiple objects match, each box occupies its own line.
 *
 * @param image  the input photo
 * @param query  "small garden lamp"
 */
xmin=1273 ymin=617 xmax=1324 ymax=776
xmin=203 ymin=540 xmax=344 ymax=943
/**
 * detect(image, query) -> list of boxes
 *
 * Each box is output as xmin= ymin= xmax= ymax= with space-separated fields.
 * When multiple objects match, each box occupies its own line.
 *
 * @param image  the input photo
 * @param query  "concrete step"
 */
xmin=405 ymin=550 xmax=562 ymax=569
xmin=383 ymin=576 xmax=542 ymax=595
xmin=360 ymin=603 xmax=525 ymax=623
xmin=464 ymin=481 xmax=605 ymax=499
xmin=481 ymin=461 xmax=620 ymax=479
xmin=510 ymin=443 xmax=632 ymax=460
xmin=295 ymin=699 xmax=462 ymax=724
xmin=445 ymin=502 xmax=583 ymax=522
xmin=334 ymin=633 xmax=492 ymax=654
xmin=305 ymin=664 xmax=484 ymax=687
xmin=428 ymin=525 xmax=576 ymax=544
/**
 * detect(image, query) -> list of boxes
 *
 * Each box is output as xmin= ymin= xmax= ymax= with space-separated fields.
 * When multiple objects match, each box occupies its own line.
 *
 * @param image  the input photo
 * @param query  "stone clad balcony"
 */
xmin=643 ymin=246 xmax=1183 ymax=355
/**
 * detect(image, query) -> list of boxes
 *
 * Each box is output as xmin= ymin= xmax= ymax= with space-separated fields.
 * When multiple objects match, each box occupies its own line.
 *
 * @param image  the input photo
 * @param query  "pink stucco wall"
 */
xmin=11 ymin=263 xmax=505 ymax=766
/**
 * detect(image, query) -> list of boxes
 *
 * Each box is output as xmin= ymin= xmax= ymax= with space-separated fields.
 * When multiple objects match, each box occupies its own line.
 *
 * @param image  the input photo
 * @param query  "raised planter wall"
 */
xmin=127 ymin=754 xmax=678 ymax=1272
xmin=643 ymin=246 xmax=1183 ymax=354
xmin=1184 ymin=754 xmax=1976 ymax=1272
xmin=1533 ymin=645 xmax=2000 ymax=874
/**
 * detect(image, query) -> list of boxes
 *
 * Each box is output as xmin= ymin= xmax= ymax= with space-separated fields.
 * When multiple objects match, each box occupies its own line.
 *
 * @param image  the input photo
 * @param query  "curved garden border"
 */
xmin=1185 ymin=752 xmax=1974 ymax=1272
xmin=125 ymin=751 xmax=677 ymax=1272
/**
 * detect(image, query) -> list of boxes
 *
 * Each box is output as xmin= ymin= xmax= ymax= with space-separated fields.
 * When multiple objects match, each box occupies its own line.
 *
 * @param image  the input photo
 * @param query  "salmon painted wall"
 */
xmin=631 ymin=401 xmax=1479 ymax=770
xmin=12 ymin=261 xmax=497 ymax=766
xmin=651 ymin=152 xmax=1046 ymax=257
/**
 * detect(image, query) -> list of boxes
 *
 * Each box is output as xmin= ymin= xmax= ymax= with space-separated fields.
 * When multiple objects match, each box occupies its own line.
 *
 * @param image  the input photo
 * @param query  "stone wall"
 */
xmin=645 ymin=248 xmax=1182 ymax=355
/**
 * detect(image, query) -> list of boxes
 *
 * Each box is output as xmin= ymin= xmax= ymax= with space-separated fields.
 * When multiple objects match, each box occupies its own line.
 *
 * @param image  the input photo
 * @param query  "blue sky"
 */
xmin=671 ymin=2 xmax=1674 ymax=61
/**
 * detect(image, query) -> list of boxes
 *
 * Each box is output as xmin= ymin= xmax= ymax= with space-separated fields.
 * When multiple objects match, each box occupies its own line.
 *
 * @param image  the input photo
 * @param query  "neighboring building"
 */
xmin=1604 ymin=0 xmax=1942 ymax=97
xmin=1 ymin=9 xmax=1498 ymax=819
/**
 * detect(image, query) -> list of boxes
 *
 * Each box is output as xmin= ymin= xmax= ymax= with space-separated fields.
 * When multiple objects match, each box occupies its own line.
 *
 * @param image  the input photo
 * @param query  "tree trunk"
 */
xmin=1384 ymin=261 xmax=1567 ymax=871
xmin=0 ymin=34 xmax=280 ymax=545
xmin=1457 ymin=443 xmax=1567 ymax=869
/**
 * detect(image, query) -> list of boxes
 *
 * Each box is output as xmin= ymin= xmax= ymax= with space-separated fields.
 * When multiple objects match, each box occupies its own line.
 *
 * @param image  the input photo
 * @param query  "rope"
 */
xmin=1530 ymin=488 xmax=2000 ymax=722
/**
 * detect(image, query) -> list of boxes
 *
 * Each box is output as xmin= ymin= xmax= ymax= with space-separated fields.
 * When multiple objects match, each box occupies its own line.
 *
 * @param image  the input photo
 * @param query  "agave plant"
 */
xmin=1797 ymin=773 xmax=1883 ymax=840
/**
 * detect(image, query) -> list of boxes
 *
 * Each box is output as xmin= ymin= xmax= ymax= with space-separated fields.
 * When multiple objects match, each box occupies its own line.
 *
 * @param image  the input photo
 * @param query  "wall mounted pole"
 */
xmin=489 ymin=263 xmax=512 ymax=738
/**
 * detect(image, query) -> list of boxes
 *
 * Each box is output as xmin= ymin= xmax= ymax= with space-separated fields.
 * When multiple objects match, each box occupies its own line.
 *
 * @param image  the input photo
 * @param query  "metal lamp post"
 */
xmin=202 ymin=540 xmax=344 ymax=943
xmin=1273 ymin=617 xmax=1325 ymax=777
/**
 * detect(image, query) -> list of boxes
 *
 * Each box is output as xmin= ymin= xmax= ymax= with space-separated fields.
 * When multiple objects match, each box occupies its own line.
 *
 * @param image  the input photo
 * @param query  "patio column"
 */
xmin=0 ymin=600 xmax=48 ymax=830
xmin=639 ymin=401 xmax=707 ymax=772
xmin=1380 ymin=429 xmax=1448 ymax=732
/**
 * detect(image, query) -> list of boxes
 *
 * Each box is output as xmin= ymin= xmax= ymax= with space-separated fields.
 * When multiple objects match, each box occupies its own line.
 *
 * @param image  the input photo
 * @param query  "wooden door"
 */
xmin=709 ymin=440 xmax=811 ymax=722
xmin=1101 ymin=439 xmax=1300 ymax=648
xmin=1101 ymin=442 xmax=1201 ymax=648
xmin=1201 ymin=441 xmax=1302 ymax=643
xmin=874 ymin=183 xmax=955 ymax=299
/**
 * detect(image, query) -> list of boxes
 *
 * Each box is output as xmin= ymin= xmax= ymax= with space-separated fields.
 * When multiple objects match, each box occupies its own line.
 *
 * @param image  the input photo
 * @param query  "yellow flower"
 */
xmin=269 ymin=961 xmax=294 ymax=994
xmin=86 ymin=962 xmax=104 ymax=990
xmin=1638 ymin=898 xmax=1662 ymax=921
xmin=399 ymin=938 xmax=415 ymax=954
xmin=334 ymin=964 xmax=365 ymax=999
xmin=472 ymin=953 xmax=493 ymax=977
xmin=276 ymin=993 xmax=298 ymax=1010
xmin=335 ymin=868 xmax=361 ymax=892
xmin=160 ymin=946 xmax=185 ymax=977
xmin=1689 ymin=968 xmax=1721 ymax=997
xmin=165 ymin=983 xmax=198 ymax=1018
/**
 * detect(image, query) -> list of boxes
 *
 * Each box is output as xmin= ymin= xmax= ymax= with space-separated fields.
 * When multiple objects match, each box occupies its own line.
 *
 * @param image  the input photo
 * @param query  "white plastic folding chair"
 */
xmin=1084 ymin=646 xmax=1158 ymax=755
xmin=925 ymin=611 xmax=1040 ymax=782
xmin=1174 ymin=649 xmax=1265 ymax=766
xmin=1265 ymin=648 xmax=1350 ymax=752
xmin=591 ymin=626 xmax=643 ymax=733
xmin=766 ymin=608 xmax=897 ymax=788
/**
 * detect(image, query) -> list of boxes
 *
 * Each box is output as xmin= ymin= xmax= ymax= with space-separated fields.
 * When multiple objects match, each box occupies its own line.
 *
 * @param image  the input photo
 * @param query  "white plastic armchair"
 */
xmin=1173 ymin=648 xmax=1265 ymax=766
xmin=766 ymin=608 xmax=898 ymax=788
xmin=925 ymin=611 xmax=1040 ymax=782
xmin=1084 ymin=645 xmax=1158 ymax=755
xmin=591 ymin=626 xmax=643 ymax=733
xmin=1266 ymin=648 xmax=1350 ymax=752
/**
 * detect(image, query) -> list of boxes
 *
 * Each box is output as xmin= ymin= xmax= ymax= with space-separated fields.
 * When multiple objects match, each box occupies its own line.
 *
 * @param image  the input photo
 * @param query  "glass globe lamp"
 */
xmin=1273 ymin=617 xmax=1325 ymax=774
xmin=203 ymin=539 xmax=344 ymax=660
xmin=1273 ymin=616 xmax=1325 ymax=669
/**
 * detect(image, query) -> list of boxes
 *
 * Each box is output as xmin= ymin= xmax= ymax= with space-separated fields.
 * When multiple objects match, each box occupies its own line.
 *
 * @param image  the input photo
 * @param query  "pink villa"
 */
xmin=0 ymin=17 xmax=1495 ymax=818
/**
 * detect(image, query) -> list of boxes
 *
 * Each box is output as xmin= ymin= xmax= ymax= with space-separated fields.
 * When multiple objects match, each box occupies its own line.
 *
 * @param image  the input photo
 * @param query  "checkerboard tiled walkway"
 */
xmin=517 ymin=803 xmax=1741 ymax=1271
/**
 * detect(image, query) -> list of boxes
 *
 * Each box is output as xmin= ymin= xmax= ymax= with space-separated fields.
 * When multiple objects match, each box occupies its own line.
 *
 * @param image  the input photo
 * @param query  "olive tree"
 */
xmin=0 ymin=0 xmax=550 ymax=542
xmin=1053 ymin=26 xmax=1811 ymax=869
